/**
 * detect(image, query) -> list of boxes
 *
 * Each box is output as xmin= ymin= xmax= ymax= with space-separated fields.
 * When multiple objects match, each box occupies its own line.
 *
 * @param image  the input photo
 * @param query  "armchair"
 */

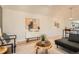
xmin=0 ymin=33 xmax=16 ymax=53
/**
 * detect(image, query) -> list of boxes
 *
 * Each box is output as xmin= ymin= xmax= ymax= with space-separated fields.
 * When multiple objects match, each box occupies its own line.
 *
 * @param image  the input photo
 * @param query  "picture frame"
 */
xmin=25 ymin=18 xmax=40 ymax=32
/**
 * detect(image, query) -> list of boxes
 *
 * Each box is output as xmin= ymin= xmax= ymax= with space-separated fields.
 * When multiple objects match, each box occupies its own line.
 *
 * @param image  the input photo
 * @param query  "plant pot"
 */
xmin=41 ymin=41 xmax=45 ymax=44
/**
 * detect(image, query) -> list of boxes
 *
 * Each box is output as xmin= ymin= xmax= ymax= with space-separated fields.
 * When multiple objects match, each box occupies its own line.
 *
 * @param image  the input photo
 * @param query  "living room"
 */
xmin=0 ymin=5 xmax=79 ymax=54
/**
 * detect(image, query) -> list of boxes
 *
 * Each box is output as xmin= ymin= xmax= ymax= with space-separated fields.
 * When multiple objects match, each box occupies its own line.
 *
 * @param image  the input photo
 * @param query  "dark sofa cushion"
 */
xmin=55 ymin=39 xmax=79 ymax=52
xmin=68 ymin=33 xmax=79 ymax=43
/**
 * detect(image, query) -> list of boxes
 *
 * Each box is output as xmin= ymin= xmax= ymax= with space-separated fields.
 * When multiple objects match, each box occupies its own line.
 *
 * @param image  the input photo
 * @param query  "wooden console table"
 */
xmin=25 ymin=32 xmax=40 ymax=42
xmin=26 ymin=37 xmax=40 ymax=42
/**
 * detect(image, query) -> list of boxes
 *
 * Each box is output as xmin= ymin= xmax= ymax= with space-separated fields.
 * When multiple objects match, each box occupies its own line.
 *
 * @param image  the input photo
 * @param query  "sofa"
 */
xmin=55 ymin=33 xmax=79 ymax=52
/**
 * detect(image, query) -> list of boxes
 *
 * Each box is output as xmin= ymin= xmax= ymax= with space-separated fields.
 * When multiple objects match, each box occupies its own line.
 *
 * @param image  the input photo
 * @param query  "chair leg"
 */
xmin=11 ymin=44 xmax=13 ymax=53
xmin=14 ymin=45 xmax=16 ymax=53
xmin=57 ymin=45 xmax=58 ymax=48
xmin=13 ymin=38 xmax=16 ymax=53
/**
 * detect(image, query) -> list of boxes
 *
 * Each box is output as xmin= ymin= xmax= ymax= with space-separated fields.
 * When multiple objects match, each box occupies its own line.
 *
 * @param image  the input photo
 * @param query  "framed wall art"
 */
xmin=25 ymin=18 xmax=40 ymax=32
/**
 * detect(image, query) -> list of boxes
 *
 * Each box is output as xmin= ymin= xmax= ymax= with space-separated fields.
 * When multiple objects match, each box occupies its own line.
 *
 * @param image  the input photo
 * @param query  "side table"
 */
xmin=0 ymin=46 xmax=8 ymax=54
xmin=35 ymin=40 xmax=52 ymax=54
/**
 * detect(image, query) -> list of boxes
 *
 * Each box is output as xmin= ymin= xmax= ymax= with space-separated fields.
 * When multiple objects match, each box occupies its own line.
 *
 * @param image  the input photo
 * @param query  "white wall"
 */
xmin=3 ymin=8 xmax=26 ymax=41
xmin=2 ymin=8 xmax=63 ymax=41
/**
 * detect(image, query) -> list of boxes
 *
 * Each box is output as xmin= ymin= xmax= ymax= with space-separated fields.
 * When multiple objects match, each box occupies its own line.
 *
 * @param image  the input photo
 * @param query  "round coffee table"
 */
xmin=35 ymin=40 xmax=52 ymax=54
xmin=0 ymin=46 xmax=8 ymax=54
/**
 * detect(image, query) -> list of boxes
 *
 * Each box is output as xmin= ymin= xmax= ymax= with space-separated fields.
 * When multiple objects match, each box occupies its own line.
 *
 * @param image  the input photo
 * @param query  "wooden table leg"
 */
xmin=45 ymin=49 xmax=48 ymax=54
xmin=36 ymin=47 xmax=39 ymax=54
xmin=11 ymin=44 xmax=13 ymax=53
xmin=37 ymin=37 xmax=39 ymax=40
xmin=26 ymin=38 xmax=29 ymax=42
xmin=14 ymin=38 xmax=16 ymax=53
xmin=37 ymin=37 xmax=38 ymax=40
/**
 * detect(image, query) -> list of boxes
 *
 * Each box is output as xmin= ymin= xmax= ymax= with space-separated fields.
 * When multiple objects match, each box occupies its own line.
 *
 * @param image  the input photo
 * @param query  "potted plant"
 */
xmin=41 ymin=35 xmax=46 ymax=41
xmin=41 ymin=35 xmax=46 ymax=45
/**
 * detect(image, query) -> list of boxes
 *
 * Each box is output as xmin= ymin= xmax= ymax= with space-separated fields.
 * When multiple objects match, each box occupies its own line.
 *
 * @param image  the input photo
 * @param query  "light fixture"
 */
xmin=69 ymin=7 xmax=73 ymax=20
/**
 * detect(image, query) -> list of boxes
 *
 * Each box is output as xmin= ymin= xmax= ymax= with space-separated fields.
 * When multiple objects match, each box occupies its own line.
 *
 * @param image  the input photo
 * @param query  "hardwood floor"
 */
xmin=16 ymin=35 xmax=71 ymax=54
